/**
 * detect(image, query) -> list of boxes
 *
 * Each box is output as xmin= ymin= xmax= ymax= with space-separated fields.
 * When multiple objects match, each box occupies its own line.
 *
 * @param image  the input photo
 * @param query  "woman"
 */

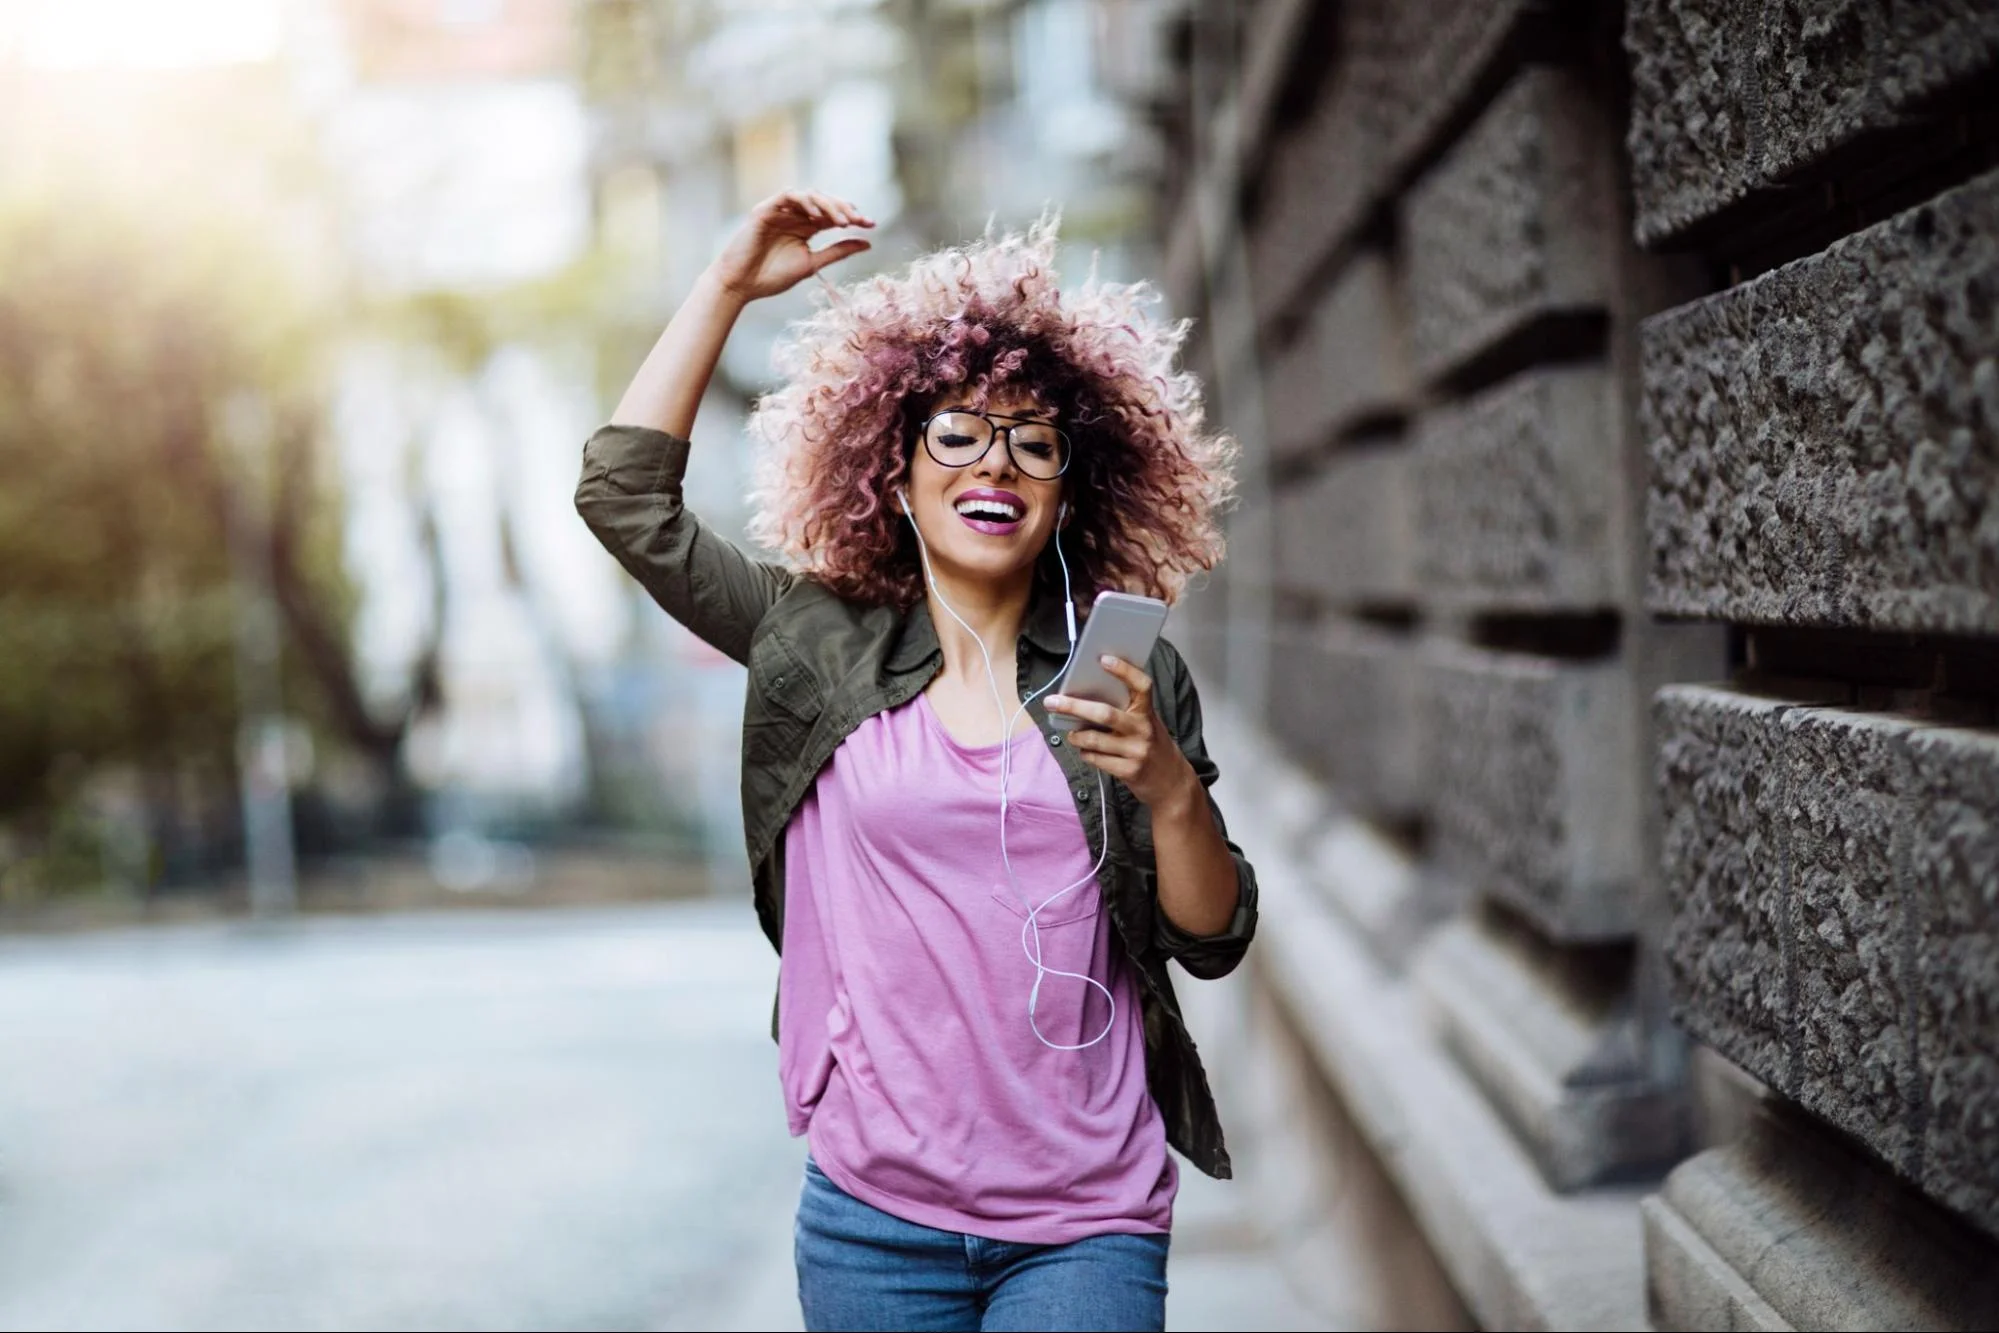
xmin=575 ymin=189 xmax=1258 ymax=1333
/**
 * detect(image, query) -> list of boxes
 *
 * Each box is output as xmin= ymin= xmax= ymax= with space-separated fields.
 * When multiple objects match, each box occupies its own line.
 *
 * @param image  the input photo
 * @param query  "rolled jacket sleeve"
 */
xmin=574 ymin=423 xmax=795 ymax=665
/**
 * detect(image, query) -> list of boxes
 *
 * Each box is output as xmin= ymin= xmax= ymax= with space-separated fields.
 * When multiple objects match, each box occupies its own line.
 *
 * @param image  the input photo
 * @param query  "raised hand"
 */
xmin=712 ymin=190 xmax=875 ymax=302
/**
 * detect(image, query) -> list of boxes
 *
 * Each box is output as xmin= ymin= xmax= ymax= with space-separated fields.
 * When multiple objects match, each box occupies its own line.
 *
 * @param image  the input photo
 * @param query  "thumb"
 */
xmin=809 ymin=238 xmax=871 ymax=273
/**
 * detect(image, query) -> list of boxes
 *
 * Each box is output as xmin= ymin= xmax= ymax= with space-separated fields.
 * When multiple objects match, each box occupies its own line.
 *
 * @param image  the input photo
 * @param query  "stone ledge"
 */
xmin=1643 ymin=1191 xmax=1790 ymax=1332
xmin=1415 ymin=367 xmax=1629 ymax=611
xmin=1299 ymin=817 xmax=1454 ymax=968
xmin=1643 ymin=1102 xmax=1999 ymax=1330
xmin=1414 ymin=913 xmax=1688 ymax=1193
xmin=1642 ymin=167 xmax=1999 ymax=635
xmin=1656 ymin=684 xmax=1999 ymax=1236
xmin=1402 ymin=67 xmax=1618 ymax=387
xmin=1423 ymin=646 xmax=1645 ymax=942
xmin=1205 ymin=706 xmax=1649 ymax=1331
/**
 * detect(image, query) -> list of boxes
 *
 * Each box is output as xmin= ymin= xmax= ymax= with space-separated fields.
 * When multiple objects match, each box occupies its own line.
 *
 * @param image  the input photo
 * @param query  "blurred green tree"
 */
xmin=0 ymin=193 xmax=427 ymax=900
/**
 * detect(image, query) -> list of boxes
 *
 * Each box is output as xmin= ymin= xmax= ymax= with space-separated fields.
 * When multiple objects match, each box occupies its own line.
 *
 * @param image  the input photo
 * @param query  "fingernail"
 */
xmin=1100 ymin=655 xmax=1116 ymax=668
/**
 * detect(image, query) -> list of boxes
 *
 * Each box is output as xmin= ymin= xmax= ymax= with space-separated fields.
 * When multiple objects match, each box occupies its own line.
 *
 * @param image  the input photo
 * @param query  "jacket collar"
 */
xmin=884 ymin=584 xmax=1075 ymax=675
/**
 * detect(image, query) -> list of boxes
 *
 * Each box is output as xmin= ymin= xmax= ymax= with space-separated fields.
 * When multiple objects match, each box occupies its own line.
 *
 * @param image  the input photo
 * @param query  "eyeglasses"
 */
xmin=919 ymin=408 xmax=1072 ymax=481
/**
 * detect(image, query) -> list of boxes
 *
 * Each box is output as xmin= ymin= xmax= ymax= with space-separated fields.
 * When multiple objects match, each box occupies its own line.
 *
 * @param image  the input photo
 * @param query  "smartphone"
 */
xmin=1048 ymin=591 xmax=1170 ymax=731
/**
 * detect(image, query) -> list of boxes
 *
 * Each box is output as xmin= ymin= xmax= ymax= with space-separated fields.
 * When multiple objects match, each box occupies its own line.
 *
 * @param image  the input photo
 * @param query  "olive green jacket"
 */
xmin=574 ymin=423 xmax=1258 ymax=1179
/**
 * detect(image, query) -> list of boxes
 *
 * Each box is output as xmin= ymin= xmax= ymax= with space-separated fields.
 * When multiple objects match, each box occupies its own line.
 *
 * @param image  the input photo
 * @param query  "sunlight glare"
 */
xmin=11 ymin=0 xmax=283 ymax=69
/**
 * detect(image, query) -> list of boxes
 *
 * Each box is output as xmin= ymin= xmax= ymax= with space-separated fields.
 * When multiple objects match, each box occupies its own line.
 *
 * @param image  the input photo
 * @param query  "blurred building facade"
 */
xmin=1156 ymin=1 xmax=1999 ymax=1327
xmin=304 ymin=0 xmax=608 ymax=829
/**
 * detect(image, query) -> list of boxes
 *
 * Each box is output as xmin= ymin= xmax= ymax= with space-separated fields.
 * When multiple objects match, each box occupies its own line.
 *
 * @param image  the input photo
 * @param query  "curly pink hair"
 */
xmin=746 ymin=218 xmax=1235 ymax=610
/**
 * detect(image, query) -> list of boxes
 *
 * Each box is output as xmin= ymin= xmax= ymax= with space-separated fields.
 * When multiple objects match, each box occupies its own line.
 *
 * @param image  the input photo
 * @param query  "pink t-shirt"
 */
xmin=778 ymin=692 xmax=1176 ymax=1244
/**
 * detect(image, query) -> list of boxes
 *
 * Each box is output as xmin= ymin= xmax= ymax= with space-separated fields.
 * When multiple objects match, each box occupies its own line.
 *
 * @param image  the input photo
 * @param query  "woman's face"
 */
xmin=904 ymin=387 xmax=1066 ymax=597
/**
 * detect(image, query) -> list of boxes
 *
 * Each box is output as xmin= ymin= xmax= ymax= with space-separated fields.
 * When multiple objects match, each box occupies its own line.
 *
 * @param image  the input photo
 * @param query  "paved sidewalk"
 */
xmin=0 ymin=901 xmax=1335 ymax=1330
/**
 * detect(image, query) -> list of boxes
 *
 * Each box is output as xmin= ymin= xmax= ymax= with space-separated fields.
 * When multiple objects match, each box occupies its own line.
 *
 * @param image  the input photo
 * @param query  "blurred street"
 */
xmin=0 ymin=901 xmax=1333 ymax=1331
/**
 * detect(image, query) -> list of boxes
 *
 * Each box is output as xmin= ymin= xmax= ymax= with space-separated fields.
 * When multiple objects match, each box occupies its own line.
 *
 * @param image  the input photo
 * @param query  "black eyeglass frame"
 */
xmin=917 ymin=407 xmax=1073 ymax=481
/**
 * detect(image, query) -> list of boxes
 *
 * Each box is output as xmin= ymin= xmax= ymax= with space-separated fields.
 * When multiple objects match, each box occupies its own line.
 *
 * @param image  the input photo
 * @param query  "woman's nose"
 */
xmin=974 ymin=435 xmax=1017 ymax=480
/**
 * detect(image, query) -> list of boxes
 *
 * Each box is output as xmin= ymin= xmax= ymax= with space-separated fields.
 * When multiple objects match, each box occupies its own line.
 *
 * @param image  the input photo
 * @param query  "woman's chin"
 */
xmin=928 ymin=545 xmax=1040 ymax=591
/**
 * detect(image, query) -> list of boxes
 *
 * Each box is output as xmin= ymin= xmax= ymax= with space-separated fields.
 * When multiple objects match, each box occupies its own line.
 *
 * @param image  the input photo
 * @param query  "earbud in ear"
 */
xmin=897 ymin=487 xmax=912 ymax=516
xmin=1058 ymin=501 xmax=1070 ymax=523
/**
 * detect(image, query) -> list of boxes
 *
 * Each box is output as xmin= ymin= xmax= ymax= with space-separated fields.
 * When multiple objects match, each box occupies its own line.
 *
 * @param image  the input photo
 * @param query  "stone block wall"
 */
xmin=1178 ymin=0 xmax=1702 ymax=1245
xmin=1626 ymin=0 xmax=1999 ymax=1317
xmin=1160 ymin=0 xmax=1999 ymax=1325
xmin=1657 ymin=687 xmax=1999 ymax=1234
xmin=1631 ymin=0 xmax=1999 ymax=1323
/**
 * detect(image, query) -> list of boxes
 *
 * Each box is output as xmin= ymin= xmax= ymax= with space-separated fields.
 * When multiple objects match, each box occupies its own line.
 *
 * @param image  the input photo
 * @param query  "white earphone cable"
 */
xmin=901 ymin=489 xmax=1114 ymax=1051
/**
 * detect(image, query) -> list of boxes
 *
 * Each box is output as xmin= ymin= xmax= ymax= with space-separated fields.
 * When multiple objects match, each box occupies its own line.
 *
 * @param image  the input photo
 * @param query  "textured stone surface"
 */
xmin=1423 ymin=646 xmax=1644 ymax=942
xmin=1781 ymin=709 xmax=1921 ymax=1171
xmin=1403 ymin=68 xmax=1618 ymax=386
xmin=1267 ymin=619 xmax=1423 ymax=820
xmin=1381 ymin=0 xmax=1530 ymax=165
xmin=1751 ymin=0 xmax=1882 ymax=198
xmin=1249 ymin=66 xmax=1381 ymax=315
xmin=1643 ymin=1103 xmax=1999 ymax=1331
xmin=1177 ymin=969 xmax=1476 ymax=1331
xmin=1265 ymin=254 xmax=1410 ymax=459
xmin=1624 ymin=0 xmax=1760 ymax=248
xmin=1656 ymin=685 xmax=1999 ymax=1235
xmin=1878 ymin=0 xmax=1999 ymax=106
xmin=1909 ymin=726 xmax=1999 ymax=1230
xmin=1415 ymin=913 xmax=1688 ymax=1193
xmin=1249 ymin=0 xmax=1535 ymax=321
xmin=1300 ymin=817 xmax=1451 ymax=968
xmin=1655 ymin=689 xmax=1795 ymax=1088
xmin=1415 ymin=368 xmax=1628 ymax=611
xmin=1643 ymin=169 xmax=1999 ymax=634
xmin=1626 ymin=0 xmax=1999 ymax=244
xmin=1271 ymin=447 xmax=1417 ymax=608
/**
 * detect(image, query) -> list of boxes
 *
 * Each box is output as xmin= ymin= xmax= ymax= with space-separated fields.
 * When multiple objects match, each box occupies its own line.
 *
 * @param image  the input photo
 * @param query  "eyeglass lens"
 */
xmin=924 ymin=411 xmax=1069 ymax=479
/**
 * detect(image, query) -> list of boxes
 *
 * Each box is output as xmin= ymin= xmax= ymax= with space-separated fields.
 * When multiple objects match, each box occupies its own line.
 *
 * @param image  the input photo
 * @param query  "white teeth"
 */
xmin=955 ymin=498 xmax=1022 ymax=521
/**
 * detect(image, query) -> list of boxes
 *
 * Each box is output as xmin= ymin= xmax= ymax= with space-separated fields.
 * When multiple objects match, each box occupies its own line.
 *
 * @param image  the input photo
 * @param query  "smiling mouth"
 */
xmin=953 ymin=493 xmax=1025 ymax=531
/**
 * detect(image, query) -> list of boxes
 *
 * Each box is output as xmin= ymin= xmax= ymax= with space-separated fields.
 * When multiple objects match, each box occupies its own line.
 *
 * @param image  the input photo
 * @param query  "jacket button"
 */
xmin=773 ymin=675 xmax=785 ymax=689
xmin=1075 ymin=787 xmax=1091 ymax=802
xmin=1048 ymin=733 xmax=1063 ymax=747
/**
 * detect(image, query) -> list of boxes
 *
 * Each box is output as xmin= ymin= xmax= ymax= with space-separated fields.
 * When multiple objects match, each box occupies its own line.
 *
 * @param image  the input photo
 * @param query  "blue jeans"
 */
xmin=794 ymin=1158 xmax=1170 ymax=1332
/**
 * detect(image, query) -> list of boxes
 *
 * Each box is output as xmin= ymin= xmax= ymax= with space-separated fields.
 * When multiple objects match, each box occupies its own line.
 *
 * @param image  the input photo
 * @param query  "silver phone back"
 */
xmin=1048 ymin=592 xmax=1169 ymax=731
